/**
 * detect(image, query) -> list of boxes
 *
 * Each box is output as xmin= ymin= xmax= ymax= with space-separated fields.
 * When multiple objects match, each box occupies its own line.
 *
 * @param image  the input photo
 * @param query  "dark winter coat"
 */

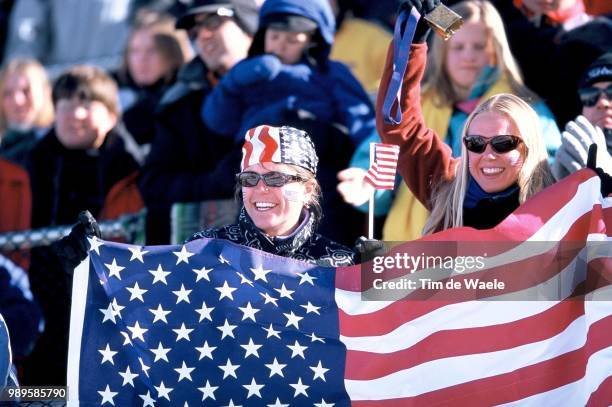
xmin=203 ymin=0 xmax=376 ymax=146
xmin=28 ymin=127 xmax=142 ymax=228
xmin=189 ymin=207 xmax=356 ymax=267
xmin=140 ymin=57 xmax=241 ymax=244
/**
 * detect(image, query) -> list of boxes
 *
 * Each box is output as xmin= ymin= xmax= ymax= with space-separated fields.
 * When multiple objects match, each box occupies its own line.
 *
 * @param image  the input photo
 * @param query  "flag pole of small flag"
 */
xmin=364 ymin=143 xmax=400 ymax=238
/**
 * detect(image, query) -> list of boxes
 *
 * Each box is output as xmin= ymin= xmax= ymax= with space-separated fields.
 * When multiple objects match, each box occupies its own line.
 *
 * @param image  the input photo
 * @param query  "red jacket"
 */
xmin=376 ymin=43 xmax=459 ymax=210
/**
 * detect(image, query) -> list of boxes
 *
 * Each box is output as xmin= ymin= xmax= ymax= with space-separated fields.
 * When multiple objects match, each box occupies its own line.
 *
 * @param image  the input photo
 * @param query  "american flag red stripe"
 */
xmin=364 ymin=143 xmax=400 ymax=189
xmin=335 ymin=170 xmax=612 ymax=405
xmin=241 ymin=125 xmax=282 ymax=170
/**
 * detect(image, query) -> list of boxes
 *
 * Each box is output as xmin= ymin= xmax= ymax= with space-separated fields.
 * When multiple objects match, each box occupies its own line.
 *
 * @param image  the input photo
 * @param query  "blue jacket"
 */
xmin=201 ymin=0 xmax=376 ymax=146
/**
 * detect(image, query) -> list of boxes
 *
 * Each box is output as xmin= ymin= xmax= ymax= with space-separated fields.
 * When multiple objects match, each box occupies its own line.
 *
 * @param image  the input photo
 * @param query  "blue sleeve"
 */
xmin=0 ymin=257 xmax=42 ymax=358
xmin=533 ymin=101 xmax=562 ymax=162
xmin=348 ymin=133 xmax=395 ymax=216
xmin=327 ymin=62 xmax=378 ymax=146
xmin=202 ymin=55 xmax=284 ymax=138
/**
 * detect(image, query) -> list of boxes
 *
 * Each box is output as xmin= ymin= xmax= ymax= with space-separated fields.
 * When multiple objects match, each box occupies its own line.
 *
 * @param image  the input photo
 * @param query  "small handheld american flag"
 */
xmin=364 ymin=143 xmax=400 ymax=190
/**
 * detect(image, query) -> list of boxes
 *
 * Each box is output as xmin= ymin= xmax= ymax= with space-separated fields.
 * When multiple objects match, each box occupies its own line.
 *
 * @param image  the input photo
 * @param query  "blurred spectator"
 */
xmin=583 ymin=0 xmax=612 ymax=15
xmin=201 ymin=0 xmax=375 ymax=245
xmin=140 ymin=0 xmax=259 ymax=244
xmin=114 ymin=12 xmax=191 ymax=153
xmin=489 ymin=0 xmax=611 ymax=127
xmin=338 ymin=0 xmax=561 ymax=242
xmin=4 ymin=0 xmax=135 ymax=77
xmin=0 ymin=58 xmax=53 ymax=167
xmin=28 ymin=65 xmax=144 ymax=229
xmin=0 ymin=254 xmax=42 ymax=367
xmin=328 ymin=0 xmax=392 ymax=99
xmin=553 ymin=52 xmax=612 ymax=179
xmin=0 ymin=58 xmax=53 ymax=236
xmin=23 ymin=65 xmax=144 ymax=385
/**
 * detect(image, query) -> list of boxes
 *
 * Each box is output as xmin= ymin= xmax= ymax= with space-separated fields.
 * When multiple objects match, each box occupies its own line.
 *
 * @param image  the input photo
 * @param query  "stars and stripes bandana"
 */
xmin=68 ymin=169 xmax=611 ymax=406
xmin=241 ymin=125 xmax=319 ymax=175
xmin=364 ymin=143 xmax=400 ymax=190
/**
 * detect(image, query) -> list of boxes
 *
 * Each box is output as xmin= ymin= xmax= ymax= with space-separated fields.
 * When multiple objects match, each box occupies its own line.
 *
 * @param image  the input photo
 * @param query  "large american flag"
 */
xmin=68 ymin=170 xmax=611 ymax=406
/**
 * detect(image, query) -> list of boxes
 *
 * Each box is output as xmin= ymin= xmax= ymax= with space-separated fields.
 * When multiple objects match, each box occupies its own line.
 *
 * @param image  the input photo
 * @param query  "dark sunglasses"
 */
xmin=188 ymin=14 xmax=231 ymax=38
xmin=578 ymin=85 xmax=612 ymax=107
xmin=463 ymin=135 xmax=523 ymax=154
xmin=236 ymin=171 xmax=305 ymax=188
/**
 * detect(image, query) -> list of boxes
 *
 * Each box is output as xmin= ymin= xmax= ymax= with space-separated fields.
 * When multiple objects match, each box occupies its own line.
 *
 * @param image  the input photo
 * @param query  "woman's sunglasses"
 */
xmin=578 ymin=85 xmax=612 ymax=107
xmin=463 ymin=135 xmax=523 ymax=154
xmin=236 ymin=171 xmax=305 ymax=188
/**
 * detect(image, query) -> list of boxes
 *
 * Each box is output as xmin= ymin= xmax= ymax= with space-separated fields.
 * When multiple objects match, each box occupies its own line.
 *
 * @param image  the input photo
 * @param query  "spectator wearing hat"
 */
xmin=189 ymin=124 xmax=355 ymax=266
xmin=201 ymin=0 xmax=376 ymax=245
xmin=553 ymin=52 xmax=612 ymax=179
xmin=140 ymin=0 xmax=260 ymax=244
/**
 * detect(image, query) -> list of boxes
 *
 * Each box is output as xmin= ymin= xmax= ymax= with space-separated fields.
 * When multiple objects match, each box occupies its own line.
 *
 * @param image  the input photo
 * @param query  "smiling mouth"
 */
xmin=253 ymin=202 xmax=277 ymax=211
xmin=481 ymin=167 xmax=504 ymax=175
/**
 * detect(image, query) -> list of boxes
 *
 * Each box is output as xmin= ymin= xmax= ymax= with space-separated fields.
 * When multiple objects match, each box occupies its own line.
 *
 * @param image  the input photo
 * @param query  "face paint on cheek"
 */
xmin=283 ymin=187 xmax=303 ymax=202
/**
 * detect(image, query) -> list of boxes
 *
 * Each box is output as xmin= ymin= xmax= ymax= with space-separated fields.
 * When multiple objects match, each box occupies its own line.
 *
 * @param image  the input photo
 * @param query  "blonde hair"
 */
xmin=423 ymin=0 xmax=537 ymax=106
xmin=423 ymin=93 xmax=555 ymax=234
xmin=0 ymin=59 xmax=54 ymax=134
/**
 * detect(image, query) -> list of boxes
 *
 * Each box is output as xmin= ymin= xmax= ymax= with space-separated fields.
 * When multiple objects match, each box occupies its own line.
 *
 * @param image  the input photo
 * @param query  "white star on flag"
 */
xmin=310 ymin=360 xmax=329 ymax=381
xmin=290 ymin=378 xmax=309 ymax=397
xmin=218 ymin=358 xmax=240 ymax=379
xmin=215 ymin=280 xmax=237 ymax=301
xmin=98 ymin=385 xmax=117 ymax=405
xmin=195 ymin=301 xmax=214 ymax=322
xmin=198 ymin=380 xmax=218 ymax=401
xmin=265 ymin=357 xmax=286 ymax=378
xmin=174 ymin=361 xmax=195 ymax=382
xmin=301 ymin=301 xmax=321 ymax=315
xmin=154 ymin=381 xmax=173 ymax=401
xmin=150 ymin=342 xmax=171 ymax=362
xmin=172 ymin=284 xmax=192 ymax=304
xmin=105 ymin=258 xmax=125 ymax=280
xmin=217 ymin=319 xmax=237 ymax=339
xmin=173 ymin=245 xmax=195 ymax=264
xmin=287 ymin=340 xmax=307 ymax=359
xmin=250 ymin=264 xmax=272 ymax=282
xmin=88 ymin=236 xmax=104 ymax=254
xmin=98 ymin=344 xmax=117 ymax=365
xmin=128 ymin=246 xmax=148 ymax=262
xmin=259 ymin=292 xmax=279 ymax=306
xmin=149 ymin=264 xmax=171 ymax=285
xmin=149 ymin=304 xmax=171 ymax=324
xmin=274 ymin=283 xmax=294 ymax=300
xmin=243 ymin=378 xmax=264 ymax=398
xmin=283 ymin=311 xmax=303 ymax=329
xmin=240 ymin=338 xmax=262 ymax=358
xmin=236 ymin=272 xmax=254 ymax=286
xmin=127 ymin=321 xmax=148 ymax=342
xmin=268 ymin=398 xmax=289 ymax=407
xmin=192 ymin=266 xmax=212 ymax=282
xmin=126 ymin=282 xmax=147 ymax=302
xmin=195 ymin=341 xmax=216 ymax=360
xmin=173 ymin=323 xmax=194 ymax=342
xmin=139 ymin=390 xmax=155 ymax=407
xmin=263 ymin=323 xmax=281 ymax=339
xmin=118 ymin=366 xmax=138 ymax=387
xmin=298 ymin=271 xmax=316 ymax=285
xmin=99 ymin=303 xmax=116 ymax=324
xmin=238 ymin=302 xmax=259 ymax=321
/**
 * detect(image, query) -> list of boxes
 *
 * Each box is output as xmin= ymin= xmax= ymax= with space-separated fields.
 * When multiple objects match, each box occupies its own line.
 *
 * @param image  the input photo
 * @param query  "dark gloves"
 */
xmin=399 ymin=0 xmax=441 ymax=43
xmin=587 ymin=144 xmax=612 ymax=197
xmin=223 ymin=54 xmax=282 ymax=92
xmin=355 ymin=236 xmax=388 ymax=262
xmin=52 ymin=211 xmax=101 ymax=275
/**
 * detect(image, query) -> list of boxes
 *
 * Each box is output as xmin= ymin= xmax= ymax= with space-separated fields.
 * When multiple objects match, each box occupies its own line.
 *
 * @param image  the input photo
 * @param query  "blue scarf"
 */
xmin=464 ymin=174 xmax=519 ymax=209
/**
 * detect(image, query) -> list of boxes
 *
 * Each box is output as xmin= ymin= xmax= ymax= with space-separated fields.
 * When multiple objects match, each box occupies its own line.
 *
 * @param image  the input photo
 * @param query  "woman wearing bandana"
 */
xmin=189 ymin=124 xmax=356 ymax=267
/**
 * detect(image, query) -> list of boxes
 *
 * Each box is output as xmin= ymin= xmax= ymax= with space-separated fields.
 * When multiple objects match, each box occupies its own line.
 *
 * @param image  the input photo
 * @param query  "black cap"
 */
xmin=175 ymin=0 xmax=259 ymax=35
xmin=265 ymin=13 xmax=318 ymax=33
xmin=580 ymin=52 xmax=612 ymax=88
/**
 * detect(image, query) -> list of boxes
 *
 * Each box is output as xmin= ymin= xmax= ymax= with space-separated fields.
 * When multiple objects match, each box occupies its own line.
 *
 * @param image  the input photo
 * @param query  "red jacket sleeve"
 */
xmin=375 ymin=42 xmax=459 ymax=209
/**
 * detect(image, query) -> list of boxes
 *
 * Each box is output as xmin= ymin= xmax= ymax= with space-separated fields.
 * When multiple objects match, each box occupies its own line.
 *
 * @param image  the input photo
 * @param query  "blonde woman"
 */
xmin=0 ymin=59 xmax=53 ymax=166
xmin=376 ymin=0 xmax=555 ymax=233
xmin=338 ymin=0 xmax=559 ymax=239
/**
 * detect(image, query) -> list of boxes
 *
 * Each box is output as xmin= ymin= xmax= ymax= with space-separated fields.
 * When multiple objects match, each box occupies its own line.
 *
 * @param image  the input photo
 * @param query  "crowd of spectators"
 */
xmin=0 ymin=0 xmax=609 ymax=387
